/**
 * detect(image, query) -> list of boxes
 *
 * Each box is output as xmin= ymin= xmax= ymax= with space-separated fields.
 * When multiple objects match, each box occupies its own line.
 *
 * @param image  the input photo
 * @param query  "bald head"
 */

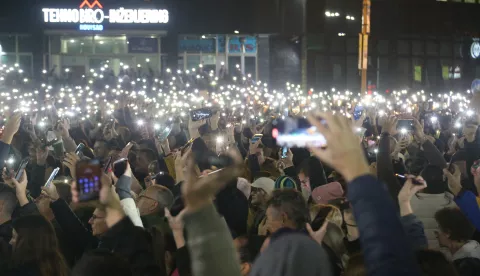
xmin=137 ymin=185 xmax=174 ymax=216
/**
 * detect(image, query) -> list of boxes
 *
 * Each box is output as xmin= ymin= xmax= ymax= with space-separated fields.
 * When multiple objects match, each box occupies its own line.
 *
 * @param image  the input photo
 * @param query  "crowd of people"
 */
xmin=1 ymin=61 xmax=480 ymax=276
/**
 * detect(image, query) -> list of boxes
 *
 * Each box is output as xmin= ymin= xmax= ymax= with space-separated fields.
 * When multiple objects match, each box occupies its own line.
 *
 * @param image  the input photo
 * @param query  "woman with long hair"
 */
xmin=3 ymin=215 xmax=69 ymax=276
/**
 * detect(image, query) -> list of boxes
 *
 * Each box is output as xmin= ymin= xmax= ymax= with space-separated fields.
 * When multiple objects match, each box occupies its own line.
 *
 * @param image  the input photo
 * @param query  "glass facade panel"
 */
xmin=18 ymin=55 xmax=32 ymax=73
xmin=378 ymin=40 xmax=389 ymax=55
xmin=61 ymin=37 xmax=94 ymax=54
xmin=1 ymin=54 xmax=16 ymax=66
xmin=186 ymin=55 xmax=201 ymax=70
xmin=94 ymin=36 xmax=127 ymax=54
xmin=397 ymin=40 xmax=409 ymax=55
xmin=245 ymin=56 xmax=256 ymax=78
xmin=18 ymin=36 xmax=32 ymax=53
xmin=426 ymin=42 xmax=438 ymax=56
xmin=412 ymin=41 xmax=423 ymax=55
xmin=439 ymin=42 xmax=452 ymax=56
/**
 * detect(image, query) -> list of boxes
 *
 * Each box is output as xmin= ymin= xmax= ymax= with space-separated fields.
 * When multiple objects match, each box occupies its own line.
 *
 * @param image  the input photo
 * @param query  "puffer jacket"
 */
xmin=410 ymin=193 xmax=457 ymax=249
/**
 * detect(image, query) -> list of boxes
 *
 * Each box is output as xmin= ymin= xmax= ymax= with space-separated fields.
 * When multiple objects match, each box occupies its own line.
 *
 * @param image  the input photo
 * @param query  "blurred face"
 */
xmin=265 ymin=206 xmax=284 ymax=234
xmin=250 ymin=187 xmax=267 ymax=205
xmin=435 ymin=227 xmax=450 ymax=248
xmin=94 ymin=141 xmax=107 ymax=159
xmin=88 ymin=208 xmax=108 ymax=236
xmin=136 ymin=189 xmax=158 ymax=216
xmin=298 ymin=172 xmax=310 ymax=191
xmin=9 ymin=229 xmax=18 ymax=249
xmin=135 ymin=152 xmax=150 ymax=174
xmin=463 ymin=124 xmax=478 ymax=140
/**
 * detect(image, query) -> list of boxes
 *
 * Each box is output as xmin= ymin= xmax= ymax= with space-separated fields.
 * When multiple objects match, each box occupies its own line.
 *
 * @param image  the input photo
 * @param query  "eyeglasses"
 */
xmin=251 ymin=187 xmax=265 ymax=194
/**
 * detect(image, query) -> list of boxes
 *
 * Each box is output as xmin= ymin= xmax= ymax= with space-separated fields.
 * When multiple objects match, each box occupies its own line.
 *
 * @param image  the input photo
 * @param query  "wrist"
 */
xmin=342 ymin=164 xmax=371 ymax=183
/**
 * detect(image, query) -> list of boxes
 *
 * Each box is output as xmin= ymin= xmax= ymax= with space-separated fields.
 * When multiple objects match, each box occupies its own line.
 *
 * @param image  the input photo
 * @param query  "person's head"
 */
xmin=237 ymin=178 xmax=251 ymax=199
xmin=250 ymin=177 xmax=274 ymax=206
xmin=72 ymin=249 xmax=131 ymax=276
xmin=344 ymin=253 xmax=366 ymax=276
xmin=298 ymin=157 xmax=328 ymax=191
xmin=254 ymin=144 xmax=266 ymax=166
xmin=311 ymin=182 xmax=344 ymax=205
xmin=137 ymin=185 xmax=174 ymax=217
xmin=274 ymin=176 xmax=298 ymax=190
xmin=420 ymin=165 xmax=448 ymax=194
xmin=265 ymin=189 xmax=310 ymax=234
xmin=135 ymin=149 xmax=157 ymax=175
xmin=88 ymin=208 xmax=108 ymax=236
xmin=435 ymin=207 xmax=475 ymax=253
xmin=93 ymin=140 xmax=109 ymax=159
xmin=155 ymin=173 xmax=176 ymax=191
xmin=463 ymin=121 xmax=478 ymax=139
xmin=0 ymin=184 xmax=16 ymax=222
xmin=416 ymin=249 xmax=458 ymax=276
xmin=11 ymin=215 xmax=69 ymax=276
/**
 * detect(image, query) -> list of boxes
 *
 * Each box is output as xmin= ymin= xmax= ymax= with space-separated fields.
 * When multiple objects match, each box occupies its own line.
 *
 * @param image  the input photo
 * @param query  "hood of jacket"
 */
xmin=250 ymin=233 xmax=332 ymax=276
xmin=454 ymin=240 xmax=480 ymax=261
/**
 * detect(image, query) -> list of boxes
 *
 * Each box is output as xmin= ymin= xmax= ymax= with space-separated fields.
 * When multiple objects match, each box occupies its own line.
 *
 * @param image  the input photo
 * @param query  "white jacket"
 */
xmin=120 ymin=198 xmax=144 ymax=228
xmin=410 ymin=192 xmax=457 ymax=249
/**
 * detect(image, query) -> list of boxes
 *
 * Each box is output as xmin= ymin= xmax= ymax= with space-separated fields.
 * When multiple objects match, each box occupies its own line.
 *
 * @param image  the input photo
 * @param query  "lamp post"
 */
xmin=359 ymin=0 xmax=371 ymax=93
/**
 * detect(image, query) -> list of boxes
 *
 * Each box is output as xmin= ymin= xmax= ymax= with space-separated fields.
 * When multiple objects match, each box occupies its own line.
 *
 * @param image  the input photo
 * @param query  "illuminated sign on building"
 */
xmin=471 ymin=41 xmax=480 ymax=59
xmin=42 ymin=0 xmax=169 ymax=31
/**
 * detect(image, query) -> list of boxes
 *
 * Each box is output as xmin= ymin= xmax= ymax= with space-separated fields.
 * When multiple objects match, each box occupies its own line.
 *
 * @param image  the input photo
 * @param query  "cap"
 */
xmin=252 ymin=177 xmax=275 ymax=195
xmin=311 ymin=182 xmax=344 ymax=205
xmin=274 ymin=175 xmax=298 ymax=190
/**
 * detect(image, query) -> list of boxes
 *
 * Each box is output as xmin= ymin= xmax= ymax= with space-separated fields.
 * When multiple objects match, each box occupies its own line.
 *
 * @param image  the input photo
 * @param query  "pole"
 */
xmin=359 ymin=0 xmax=371 ymax=93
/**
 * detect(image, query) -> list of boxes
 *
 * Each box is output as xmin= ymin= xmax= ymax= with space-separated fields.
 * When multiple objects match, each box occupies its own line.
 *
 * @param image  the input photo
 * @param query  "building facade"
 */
xmin=306 ymin=0 xmax=480 ymax=92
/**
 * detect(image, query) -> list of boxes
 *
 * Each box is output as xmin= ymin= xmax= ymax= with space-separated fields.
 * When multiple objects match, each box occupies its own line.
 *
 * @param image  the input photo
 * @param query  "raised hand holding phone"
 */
xmin=11 ymin=170 xmax=28 ymax=206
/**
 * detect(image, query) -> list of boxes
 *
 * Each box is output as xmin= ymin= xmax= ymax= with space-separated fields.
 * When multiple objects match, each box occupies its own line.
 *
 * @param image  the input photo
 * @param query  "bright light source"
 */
xmin=137 ymin=119 xmax=144 ymax=126
xmin=430 ymin=116 xmax=438 ymax=123
xmin=154 ymin=124 xmax=160 ymax=130
xmin=234 ymin=30 xmax=239 ymax=34
xmin=216 ymin=136 xmax=224 ymax=144
xmin=6 ymin=157 xmax=14 ymax=165
xmin=201 ymin=35 xmax=206 ymax=39
xmin=400 ymin=128 xmax=408 ymax=134
xmin=338 ymin=33 xmax=346 ymax=37
xmin=466 ymin=110 xmax=474 ymax=116
xmin=455 ymin=122 xmax=462 ymax=128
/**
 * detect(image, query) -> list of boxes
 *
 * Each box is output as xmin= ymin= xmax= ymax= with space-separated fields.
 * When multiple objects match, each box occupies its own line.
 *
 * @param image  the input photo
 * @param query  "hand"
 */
xmin=210 ymin=112 xmax=220 ymax=131
xmin=189 ymin=118 xmax=206 ymax=131
xmin=306 ymin=221 xmax=329 ymax=245
xmin=398 ymin=175 xmax=427 ymax=203
xmin=279 ymin=148 xmax=294 ymax=168
xmin=1 ymin=113 xmax=21 ymax=144
xmin=119 ymin=142 xmax=134 ymax=159
xmin=155 ymin=136 xmax=171 ymax=155
xmin=443 ymin=164 xmax=462 ymax=196
xmin=41 ymin=183 xmax=60 ymax=201
xmin=249 ymin=139 xmax=262 ymax=155
xmin=11 ymin=170 xmax=28 ymax=206
xmin=71 ymin=173 xmax=116 ymax=206
xmin=307 ymin=112 xmax=370 ymax=182
xmin=63 ymin=152 xmax=80 ymax=178
xmin=457 ymin=137 xmax=465 ymax=149
xmin=36 ymin=146 xmax=49 ymax=166
xmin=258 ymin=217 xmax=268 ymax=236
xmin=55 ymin=118 xmax=70 ymax=138
xmin=2 ymin=167 xmax=13 ymax=188
xmin=413 ymin=119 xmax=425 ymax=143
xmin=165 ymin=208 xmax=185 ymax=233
xmin=382 ymin=116 xmax=398 ymax=135
xmin=182 ymin=148 xmax=243 ymax=213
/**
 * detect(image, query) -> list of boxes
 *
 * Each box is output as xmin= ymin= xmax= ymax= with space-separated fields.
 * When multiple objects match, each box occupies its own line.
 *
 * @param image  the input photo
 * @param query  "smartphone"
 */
xmin=281 ymin=147 xmax=288 ymax=159
xmin=273 ymin=117 xmax=327 ymax=148
xmin=353 ymin=105 xmax=364 ymax=121
xmin=75 ymin=160 xmax=102 ymax=202
xmin=75 ymin=143 xmax=86 ymax=156
xmin=395 ymin=174 xmax=424 ymax=185
xmin=44 ymin=167 xmax=60 ymax=187
xmin=43 ymin=138 xmax=59 ymax=147
xmin=14 ymin=157 xmax=30 ymax=181
xmin=190 ymin=108 xmax=213 ymax=122
xmin=104 ymin=156 xmax=113 ymax=173
xmin=251 ymin=134 xmax=263 ymax=144
xmin=397 ymin=119 xmax=414 ymax=132
xmin=155 ymin=126 xmax=172 ymax=141
xmin=113 ymin=158 xmax=128 ymax=178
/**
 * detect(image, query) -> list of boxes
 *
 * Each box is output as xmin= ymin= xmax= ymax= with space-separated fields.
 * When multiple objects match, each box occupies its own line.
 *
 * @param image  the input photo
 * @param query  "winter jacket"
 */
xmin=410 ymin=193 xmax=457 ymax=249
xmin=250 ymin=234 xmax=333 ymax=276
xmin=453 ymin=240 xmax=480 ymax=276
xmin=400 ymin=214 xmax=428 ymax=250
xmin=183 ymin=204 xmax=242 ymax=276
xmin=455 ymin=190 xmax=480 ymax=231
xmin=348 ymin=175 xmax=420 ymax=276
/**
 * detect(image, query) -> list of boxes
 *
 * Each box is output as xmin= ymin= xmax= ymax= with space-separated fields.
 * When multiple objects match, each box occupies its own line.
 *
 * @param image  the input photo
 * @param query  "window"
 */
xmin=94 ymin=36 xmax=127 ymax=54
xmin=397 ymin=40 xmax=409 ymax=55
xmin=18 ymin=55 xmax=32 ymax=73
xmin=61 ymin=37 xmax=94 ymax=54
xmin=426 ymin=42 xmax=438 ymax=56
xmin=412 ymin=41 xmax=423 ymax=56
xmin=245 ymin=57 xmax=256 ymax=79
xmin=464 ymin=0 xmax=476 ymax=3
xmin=1 ymin=54 xmax=16 ymax=66
xmin=378 ymin=40 xmax=389 ymax=55
xmin=187 ymin=55 xmax=201 ymax=70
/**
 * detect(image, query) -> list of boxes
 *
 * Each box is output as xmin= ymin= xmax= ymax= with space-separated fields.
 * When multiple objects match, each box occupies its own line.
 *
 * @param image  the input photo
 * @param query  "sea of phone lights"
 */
xmin=0 ymin=61 xmax=475 ymax=133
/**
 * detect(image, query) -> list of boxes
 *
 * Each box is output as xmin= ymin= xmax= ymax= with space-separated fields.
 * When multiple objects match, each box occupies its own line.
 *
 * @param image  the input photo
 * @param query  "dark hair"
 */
xmin=298 ymin=157 xmax=328 ymax=190
xmin=416 ymin=249 xmax=458 ymax=276
xmin=435 ymin=207 xmax=475 ymax=242
xmin=266 ymin=189 xmax=310 ymax=230
xmin=0 ymin=184 xmax=17 ymax=216
xmin=72 ymin=249 xmax=132 ymax=276
xmin=55 ymin=183 xmax=73 ymax=204
xmin=420 ymin=165 xmax=448 ymax=194
xmin=138 ymin=148 xmax=158 ymax=163
xmin=344 ymin=253 xmax=366 ymax=276
xmin=12 ymin=215 xmax=69 ymax=276
xmin=155 ymin=173 xmax=176 ymax=191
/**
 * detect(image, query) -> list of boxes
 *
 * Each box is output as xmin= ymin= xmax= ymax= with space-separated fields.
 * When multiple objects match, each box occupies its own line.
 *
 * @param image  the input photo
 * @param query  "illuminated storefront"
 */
xmin=42 ymin=0 xmax=169 ymax=77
